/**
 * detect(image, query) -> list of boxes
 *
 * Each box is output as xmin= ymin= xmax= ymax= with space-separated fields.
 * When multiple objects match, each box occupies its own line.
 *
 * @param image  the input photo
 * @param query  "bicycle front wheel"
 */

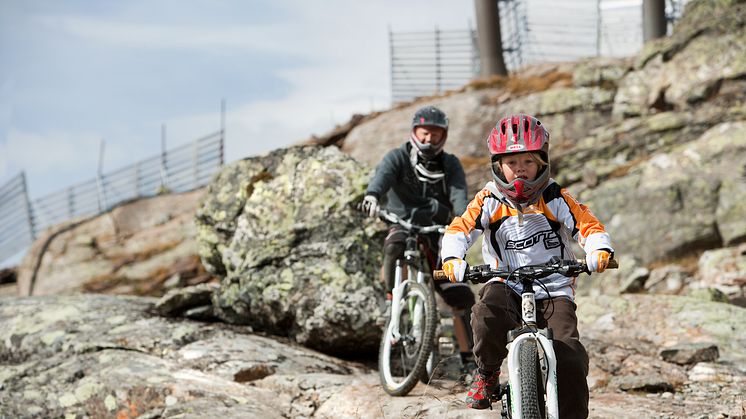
xmin=518 ymin=339 xmax=546 ymax=418
xmin=378 ymin=280 xmax=437 ymax=396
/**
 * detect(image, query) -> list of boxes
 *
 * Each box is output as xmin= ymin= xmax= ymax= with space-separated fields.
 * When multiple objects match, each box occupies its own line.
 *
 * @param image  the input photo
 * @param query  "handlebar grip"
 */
xmin=433 ymin=270 xmax=449 ymax=281
xmin=607 ymin=259 xmax=619 ymax=269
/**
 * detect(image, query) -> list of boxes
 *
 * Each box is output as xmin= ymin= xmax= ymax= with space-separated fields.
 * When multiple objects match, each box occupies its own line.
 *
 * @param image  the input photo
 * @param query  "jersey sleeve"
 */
xmin=365 ymin=149 xmax=400 ymax=199
xmin=441 ymin=188 xmax=490 ymax=261
xmin=444 ymin=154 xmax=469 ymax=215
xmin=554 ymin=187 xmax=613 ymax=254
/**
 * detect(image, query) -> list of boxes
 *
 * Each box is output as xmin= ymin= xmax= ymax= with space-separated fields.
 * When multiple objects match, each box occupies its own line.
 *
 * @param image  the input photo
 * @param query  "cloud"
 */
xmin=2 ymin=0 xmax=476 ymax=196
xmin=33 ymin=14 xmax=292 ymax=54
xmin=2 ymin=128 xmax=144 ymax=197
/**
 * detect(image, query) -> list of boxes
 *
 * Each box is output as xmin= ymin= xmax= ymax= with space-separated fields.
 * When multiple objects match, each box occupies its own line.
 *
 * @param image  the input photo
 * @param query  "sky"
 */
xmin=0 ymin=0 xmax=476 ymax=199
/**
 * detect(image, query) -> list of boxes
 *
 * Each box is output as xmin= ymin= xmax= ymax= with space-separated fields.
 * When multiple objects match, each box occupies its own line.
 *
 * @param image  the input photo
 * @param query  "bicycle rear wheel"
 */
xmin=518 ymin=339 xmax=547 ymax=418
xmin=378 ymin=280 xmax=437 ymax=396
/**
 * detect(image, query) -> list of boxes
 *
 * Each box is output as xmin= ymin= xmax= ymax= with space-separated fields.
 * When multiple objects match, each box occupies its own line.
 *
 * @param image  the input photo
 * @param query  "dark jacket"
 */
xmin=366 ymin=142 xmax=468 ymax=225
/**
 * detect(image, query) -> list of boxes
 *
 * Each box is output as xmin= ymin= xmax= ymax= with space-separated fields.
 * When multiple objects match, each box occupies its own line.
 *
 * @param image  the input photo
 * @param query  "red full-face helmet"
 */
xmin=487 ymin=114 xmax=550 ymax=205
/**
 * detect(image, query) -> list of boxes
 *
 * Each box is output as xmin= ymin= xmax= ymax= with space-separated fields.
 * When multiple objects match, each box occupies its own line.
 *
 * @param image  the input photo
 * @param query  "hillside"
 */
xmin=2 ymin=0 xmax=746 ymax=418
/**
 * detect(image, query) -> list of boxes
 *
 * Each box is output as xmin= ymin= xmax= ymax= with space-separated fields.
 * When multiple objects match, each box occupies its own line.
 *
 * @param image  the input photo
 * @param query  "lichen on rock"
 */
xmin=195 ymin=145 xmax=386 ymax=355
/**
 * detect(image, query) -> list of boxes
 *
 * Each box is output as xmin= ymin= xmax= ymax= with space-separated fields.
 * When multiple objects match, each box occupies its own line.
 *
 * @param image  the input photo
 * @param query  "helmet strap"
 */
xmin=515 ymin=203 xmax=524 ymax=227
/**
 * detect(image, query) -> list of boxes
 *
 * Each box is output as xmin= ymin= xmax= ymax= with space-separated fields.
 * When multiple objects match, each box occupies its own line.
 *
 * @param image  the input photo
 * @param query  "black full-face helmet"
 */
xmin=409 ymin=105 xmax=449 ymax=160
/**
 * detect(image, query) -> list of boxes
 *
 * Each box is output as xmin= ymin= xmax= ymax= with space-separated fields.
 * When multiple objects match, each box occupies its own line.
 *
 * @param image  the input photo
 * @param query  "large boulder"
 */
xmin=613 ymin=0 xmax=746 ymax=117
xmin=195 ymin=146 xmax=386 ymax=355
xmin=580 ymin=121 xmax=746 ymax=264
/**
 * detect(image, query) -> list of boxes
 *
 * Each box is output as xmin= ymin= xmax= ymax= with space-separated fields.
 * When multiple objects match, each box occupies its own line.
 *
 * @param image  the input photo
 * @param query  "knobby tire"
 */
xmin=518 ymin=339 xmax=546 ymax=419
xmin=378 ymin=280 xmax=438 ymax=396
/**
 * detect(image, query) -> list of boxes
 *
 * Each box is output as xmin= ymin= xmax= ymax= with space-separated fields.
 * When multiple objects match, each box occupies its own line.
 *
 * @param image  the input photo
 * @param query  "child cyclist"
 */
xmin=440 ymin=114 xmax=613 ymax=418
xmin=361 ymin=105 xmax=477 ymax=371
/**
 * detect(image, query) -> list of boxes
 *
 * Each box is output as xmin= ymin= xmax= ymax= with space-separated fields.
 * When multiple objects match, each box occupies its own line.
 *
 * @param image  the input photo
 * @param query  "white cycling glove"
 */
xmin=586 ymin=250 xmax=611 ymax=273
xmin=361 ymin=195 xmax=379 ymax=218
xmin=442 ymin=258 xmax=468 ymax=283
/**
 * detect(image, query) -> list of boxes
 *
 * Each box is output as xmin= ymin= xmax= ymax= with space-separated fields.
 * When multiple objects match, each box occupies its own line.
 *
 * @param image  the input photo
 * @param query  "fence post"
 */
xmin=159 ymin=124 xmax=168 ymax=192
xmin=220 ymin=99 xmax=226 ymax=166
xmin=192 ymin=139 xmax=199 ymax=189
xmin=388 ymin=25 xmax=395 ymax=103
xmin=134 ymin=162 xmax=140 ymax=198
xmin=96 ymin=139 xmax=107 ymax=212
xmin=643 ymin=0 xmax=667 ymax=41
xmin=435 ymin=25 xmax=442 ymax=94
xmin=67 ymin=186 xmax=74 ymax=219
xmin=596 ymin=0 xmax=602 ymax=56
xmin=19 ymin=172 xmax=36 ymax=241
xmin=475 ymin=0 xmax=508 ymax=76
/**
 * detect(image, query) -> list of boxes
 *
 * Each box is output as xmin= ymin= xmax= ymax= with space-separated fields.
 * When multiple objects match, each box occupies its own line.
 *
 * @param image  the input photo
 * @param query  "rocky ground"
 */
xmin=1 ymin=294 xmax=743 ymax=418
xmin=2 ymin=1 xmax=746 ymax=418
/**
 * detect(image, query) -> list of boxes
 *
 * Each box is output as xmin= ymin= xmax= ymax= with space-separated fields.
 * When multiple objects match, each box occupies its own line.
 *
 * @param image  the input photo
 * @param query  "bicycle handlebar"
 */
xmin=376 ymin=209 xmax=446 ymax=235
xmin=433 ymin=257 xmax=619 ymax=283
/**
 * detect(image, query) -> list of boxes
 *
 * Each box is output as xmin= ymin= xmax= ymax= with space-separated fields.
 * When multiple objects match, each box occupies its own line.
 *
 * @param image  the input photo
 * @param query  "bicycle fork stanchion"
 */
xmin=510 ymin=283 xmax=559 ymax=418
xmin=506 ymin=333 xmax=559 ymax=419
xmin=410 ymin=268 xmax=427 ymax=342
xmin=388 ymin=260 xmax=406 ymax=343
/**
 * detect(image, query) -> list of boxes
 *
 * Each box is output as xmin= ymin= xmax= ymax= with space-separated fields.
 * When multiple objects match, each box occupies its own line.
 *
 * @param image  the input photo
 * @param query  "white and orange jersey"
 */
xmin=441 ymin=180 xmax=613 ymax=300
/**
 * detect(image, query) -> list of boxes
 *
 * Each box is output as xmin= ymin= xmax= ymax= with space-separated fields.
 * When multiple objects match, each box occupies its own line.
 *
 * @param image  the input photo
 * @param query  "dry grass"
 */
xmin=607 ymin=156 xmax=648 ymax=179
xmin=647 ymin=252 xmax=702 ymax=274
xmin=467 ymin=70 xmax=573 ymax=96
xmin=109 ymin=239 xmax=183 ymax=271
xmin=388 ymin=70 xmax=573 ymax=111
xmin=459 ymin=156 xmax=491 ymax=171
xmin=84 ymin=253 xmax=215 ymax=297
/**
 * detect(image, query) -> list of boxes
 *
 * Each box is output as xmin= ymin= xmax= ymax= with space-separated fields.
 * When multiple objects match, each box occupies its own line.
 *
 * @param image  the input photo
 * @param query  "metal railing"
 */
xmin=389 ymin=26 xmax=479 ymax=104
xmin=389 ymin=0 xmax=689 ymax=103
xmin=30 ymin=131 xmax=223 ymax=235
xmin=0 ymin=131 xmax=224 ymax=265
xmin=0 ymin=173 xmax=35 ymax=263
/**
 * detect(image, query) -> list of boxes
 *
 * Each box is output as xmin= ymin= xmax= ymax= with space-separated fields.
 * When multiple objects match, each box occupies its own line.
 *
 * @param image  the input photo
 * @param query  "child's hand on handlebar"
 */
xmin=586 ymin=250 xmax=611 ymax=273
xmin=442 ymin=258 xmax=468 ymax=283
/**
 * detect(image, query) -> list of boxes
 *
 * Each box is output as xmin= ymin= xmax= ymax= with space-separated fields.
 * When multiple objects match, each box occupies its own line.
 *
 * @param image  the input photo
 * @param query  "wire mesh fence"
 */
xmin=0 ymin=173 xmax=35 ymax=263
xmin=390 ymin=0 xmax=689 ymax=103
xmin=389 ymin=26 xmax=480 ymax=104
xmin=0 ymin=131 xmax=224 ymax=265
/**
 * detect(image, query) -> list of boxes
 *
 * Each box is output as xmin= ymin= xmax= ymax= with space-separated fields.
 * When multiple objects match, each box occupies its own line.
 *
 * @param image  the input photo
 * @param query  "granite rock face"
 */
xmin=195 ymin=145 xmax=387 ymax=355
xmin=2 ymin=294 xmax=743 ymax=418
xmin=15 ymin=190 xmax=211 ymax=297
xmin=338 ymin=0 xmax=746 ymax=289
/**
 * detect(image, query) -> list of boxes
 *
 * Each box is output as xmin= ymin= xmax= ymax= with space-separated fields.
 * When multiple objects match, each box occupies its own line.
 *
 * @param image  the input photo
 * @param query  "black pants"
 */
xmin=472 ymin=282 xmax=589 ymax=419
xmin=382 ymin=226 xmax=476 ymax=349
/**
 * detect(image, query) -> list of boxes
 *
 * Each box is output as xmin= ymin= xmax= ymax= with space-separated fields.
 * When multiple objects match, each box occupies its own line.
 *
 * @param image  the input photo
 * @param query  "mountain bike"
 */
xmin=434 ymin=256 xmax=618 ymax=418
xmin=376 ymin=209 xmax=445 ymax=396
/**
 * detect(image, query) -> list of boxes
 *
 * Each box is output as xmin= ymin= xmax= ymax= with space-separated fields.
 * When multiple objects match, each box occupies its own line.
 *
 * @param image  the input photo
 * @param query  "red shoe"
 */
xmin=465 ymin=369 xmax=500 ymax=409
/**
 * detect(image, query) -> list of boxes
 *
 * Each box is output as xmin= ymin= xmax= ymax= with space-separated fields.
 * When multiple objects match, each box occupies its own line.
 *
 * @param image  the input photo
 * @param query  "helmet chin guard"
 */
xmin=487 ymin=114 xmax=550 ymax=205
xmin=491 ymin=166 xmax=549 ymax=205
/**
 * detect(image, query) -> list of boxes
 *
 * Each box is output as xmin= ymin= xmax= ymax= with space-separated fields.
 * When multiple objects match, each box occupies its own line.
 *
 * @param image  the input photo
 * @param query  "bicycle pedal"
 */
xmin=437 ymin=337 xmax=455 ymax=355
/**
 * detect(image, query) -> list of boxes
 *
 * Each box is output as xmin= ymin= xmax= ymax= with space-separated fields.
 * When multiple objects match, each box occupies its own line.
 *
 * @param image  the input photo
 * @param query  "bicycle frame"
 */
xmin=388 ymin=257 xmax=428 ymax=343
xmin=434 ymin=257 xmax=618 ymax=417
xmin=376 ymin=209 xmax=444 ymax=396
xmin=505 ymin=287 xmax=559 ymax=419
